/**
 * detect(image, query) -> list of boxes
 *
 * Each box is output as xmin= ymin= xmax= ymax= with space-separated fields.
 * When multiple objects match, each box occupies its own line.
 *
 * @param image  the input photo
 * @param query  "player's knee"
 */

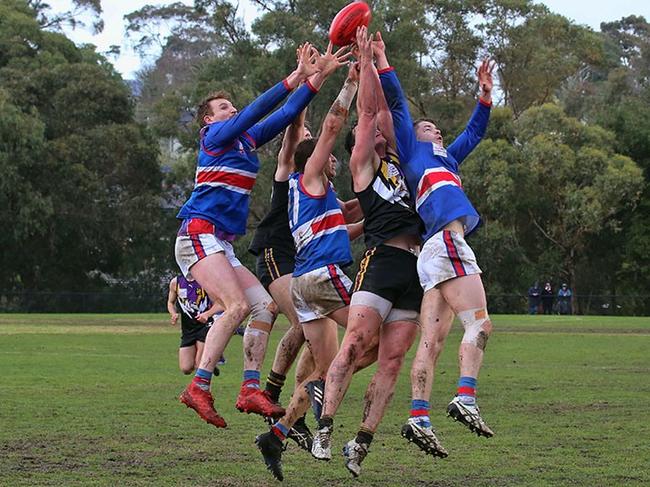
xmin=245 ymin=286 xmax=276 ymax=327
xmin=180 ymin=365 xmax=194 ymax=375
xmin=458 ymin=308 xmax=491 ymax=351
xmin=230 ymin=300 xmax=250 ymax=323
xmin=266 ymin=300 xmax=279 ymax=321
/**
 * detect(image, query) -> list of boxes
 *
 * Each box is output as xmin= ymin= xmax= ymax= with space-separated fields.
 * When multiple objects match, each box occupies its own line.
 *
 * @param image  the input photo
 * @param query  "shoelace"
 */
xmin=317 ymin=429 xmax=331 ymax=449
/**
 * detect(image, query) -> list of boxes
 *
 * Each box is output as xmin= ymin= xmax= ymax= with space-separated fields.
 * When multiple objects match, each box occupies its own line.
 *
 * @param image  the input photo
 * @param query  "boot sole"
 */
xmin=401 ymin=425 xmax=449 ymax=458
xmin=255 ymin=436 xmax=284 ymax=481
xmin=447 ymin=406 xmax=494 ymax=438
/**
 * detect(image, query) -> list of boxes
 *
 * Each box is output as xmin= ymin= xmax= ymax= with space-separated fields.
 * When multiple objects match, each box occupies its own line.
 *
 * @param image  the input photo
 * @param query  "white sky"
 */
xmin=46 ymin=0 xmax=650 ymax=79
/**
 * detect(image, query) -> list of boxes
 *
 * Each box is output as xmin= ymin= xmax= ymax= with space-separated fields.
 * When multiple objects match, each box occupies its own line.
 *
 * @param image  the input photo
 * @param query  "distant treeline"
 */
xmin=1 ymin=1 xmax=648 ymax=314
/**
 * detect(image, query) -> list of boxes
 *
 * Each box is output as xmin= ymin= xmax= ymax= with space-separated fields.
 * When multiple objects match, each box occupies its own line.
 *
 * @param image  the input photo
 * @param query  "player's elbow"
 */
xmin=323 ymin=115 xmax=345 ymax=135
xmin=358 ymin=105 xmax=377 ymax=120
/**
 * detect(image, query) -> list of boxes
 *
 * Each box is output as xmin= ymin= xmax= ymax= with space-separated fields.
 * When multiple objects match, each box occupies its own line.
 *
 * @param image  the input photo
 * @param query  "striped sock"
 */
xmin=458 ymin=376 xmax=477 ymax=405
xmin=193 ymin=368 xmax=212 ymax=391
xmin=410 ymin=399 xmax=431 ymax=427
xmin=271 ymin=422 xmax=289 ymax=441
xmin=265 ymin=370 xmax=286 ymax=402
xmin=243 ymin=370 xmax=260 ymax=389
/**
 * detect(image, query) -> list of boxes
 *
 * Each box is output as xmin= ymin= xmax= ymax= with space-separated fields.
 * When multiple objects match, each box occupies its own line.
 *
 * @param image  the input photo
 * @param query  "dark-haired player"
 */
xmin=312 ymin=27 xmax=424 ymax=477
xmin=255 ymin=57 xmax=365 ymax=481
xmin=377 ymin=36 xmax=496 ymax=453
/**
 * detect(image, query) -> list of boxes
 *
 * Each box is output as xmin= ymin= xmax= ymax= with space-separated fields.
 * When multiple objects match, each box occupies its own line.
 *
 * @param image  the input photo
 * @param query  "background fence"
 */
xmin=1 ymin=291 xmax=649 ymax=316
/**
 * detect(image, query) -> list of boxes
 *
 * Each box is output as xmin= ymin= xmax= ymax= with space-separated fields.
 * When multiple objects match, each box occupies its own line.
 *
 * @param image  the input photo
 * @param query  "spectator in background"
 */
xmin=541 ymin=282 xmax=554 ymax=314
xmin=557 ymin=283 xmax=572 ymax=315
xmin=527 ymin=282 xmax=541 ymax=314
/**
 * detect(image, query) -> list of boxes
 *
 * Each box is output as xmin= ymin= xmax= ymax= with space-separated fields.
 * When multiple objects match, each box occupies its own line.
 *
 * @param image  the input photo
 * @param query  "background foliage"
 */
xmin=1 ymin=0 xmax=648 ymax=313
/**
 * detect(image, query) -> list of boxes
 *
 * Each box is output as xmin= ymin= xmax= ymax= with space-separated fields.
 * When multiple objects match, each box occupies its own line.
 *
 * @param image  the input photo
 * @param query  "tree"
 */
xmin=464 ymin=103 xmax=644 ymax=307
xmin=478 ymin=1 xmax=604 ymax=115
xmin=0 ymin=1 xmax=165 ymax=293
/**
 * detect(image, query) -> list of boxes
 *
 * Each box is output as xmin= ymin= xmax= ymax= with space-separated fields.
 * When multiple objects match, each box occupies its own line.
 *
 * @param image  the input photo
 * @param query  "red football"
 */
xmin=328 ymin=2 xmax=372 ymax=47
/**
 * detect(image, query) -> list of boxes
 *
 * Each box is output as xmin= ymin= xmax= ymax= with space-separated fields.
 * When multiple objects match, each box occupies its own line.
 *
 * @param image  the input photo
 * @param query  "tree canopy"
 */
xmin=2 ymin=0 xmax=648 ymax=313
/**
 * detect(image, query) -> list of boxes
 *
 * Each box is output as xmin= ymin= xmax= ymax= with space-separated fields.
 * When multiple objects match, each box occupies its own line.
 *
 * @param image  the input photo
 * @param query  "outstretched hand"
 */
xmin=316 ymin=41 xmax=353 ymax=78
xmin=356 ymin=25 xmax=373 ymax=64
xmin=478 ymin=57 xmax=496 ymax=99
xmin=371 ymin=31 xmax=385 ymax=58
xmin=295 ymin=42 xmax=320 ymax=80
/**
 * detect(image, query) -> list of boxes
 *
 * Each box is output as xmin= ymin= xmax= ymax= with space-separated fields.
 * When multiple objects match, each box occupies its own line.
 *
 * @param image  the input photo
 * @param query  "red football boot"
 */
xmin=235 ymin=386 xmax=285 ymax=418
xmin=179 ymin=381 xmax=227 ymax=428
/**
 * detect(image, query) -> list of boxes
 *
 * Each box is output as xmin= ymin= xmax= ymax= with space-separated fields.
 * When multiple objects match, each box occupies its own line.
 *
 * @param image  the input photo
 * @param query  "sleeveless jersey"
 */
xmin=379 ymin=67 xmax=490 ymax=243
xmin=288 ymin=173 xmax=352 ymax=277
xmin=248 ymin=179 xmax=295 ymax=257
xmin=355 ymin=151 xmax=421 ymax=248
xmin=176 ymin=275 xmax=212 ymax=319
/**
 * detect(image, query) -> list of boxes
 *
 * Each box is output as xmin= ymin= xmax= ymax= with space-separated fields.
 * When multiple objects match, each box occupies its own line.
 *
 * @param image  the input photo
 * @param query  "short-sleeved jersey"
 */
xmin=288 ymin=173 xmax=352 ymax=277
xmin=354 ymin=151 xmax=421 ymax=248
xmin=177 ymin=81 xmax=318 ymax=235
xmin=379 ymin=67 xmax=490 ymax=243
xmin=249 ymin=178 xmax=295 ymax=257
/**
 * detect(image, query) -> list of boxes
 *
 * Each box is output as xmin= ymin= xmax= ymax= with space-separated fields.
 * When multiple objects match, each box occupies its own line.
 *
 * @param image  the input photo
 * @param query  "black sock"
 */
xmin=356 ymin=429 xmax=374 ymax=446
xmin=265 ymin=370 xmax=286 ymax=402
xmin=318 ymin=415 xmax=333 ymax=430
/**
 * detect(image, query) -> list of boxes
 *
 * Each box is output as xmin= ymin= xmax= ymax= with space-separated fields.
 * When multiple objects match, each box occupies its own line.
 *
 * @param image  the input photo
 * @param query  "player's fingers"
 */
xmin=334 ymin=44 xmax=351 ymax=57
xmin=338 ymin=51 xmax=354 ymax=63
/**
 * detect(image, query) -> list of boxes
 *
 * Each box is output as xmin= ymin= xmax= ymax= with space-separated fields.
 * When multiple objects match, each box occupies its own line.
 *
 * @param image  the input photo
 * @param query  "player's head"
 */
xmin=294 ymin=138 xmax=338 ymax=179
xmin=294 ymin=138 xmax=317 ymax=173
xmin=197 ymin=91 xmax=237 ymax=127
xmin=345 ymin=121 xmax=387 ymax=155
xmin=414 ymin=118 xmax=443 ymax=146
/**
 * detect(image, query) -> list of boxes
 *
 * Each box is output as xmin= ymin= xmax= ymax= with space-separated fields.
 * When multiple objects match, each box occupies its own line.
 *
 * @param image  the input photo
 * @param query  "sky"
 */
xmin=47 ymin=0 xmax=650 ymax=79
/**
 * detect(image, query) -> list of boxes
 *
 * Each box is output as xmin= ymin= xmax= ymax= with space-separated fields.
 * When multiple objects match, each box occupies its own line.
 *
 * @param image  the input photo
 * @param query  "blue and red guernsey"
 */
xmin=288 ymin=173 xmax=352 ymax=277
xmin=379 ymin=67 xmax=491 ymax=243
xmin=177 ymin=80 xmax=318 ymax=236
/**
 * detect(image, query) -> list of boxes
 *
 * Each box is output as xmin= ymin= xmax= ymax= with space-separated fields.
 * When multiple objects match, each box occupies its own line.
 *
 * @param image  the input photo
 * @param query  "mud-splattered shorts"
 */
xmin=291 ymin=264 xmax=353 ymax=323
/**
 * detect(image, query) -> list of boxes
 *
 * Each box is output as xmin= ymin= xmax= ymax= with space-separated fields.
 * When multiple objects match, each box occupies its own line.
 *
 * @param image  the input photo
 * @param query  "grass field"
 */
xmin=1 ymin=314 xmax=649 ymax=486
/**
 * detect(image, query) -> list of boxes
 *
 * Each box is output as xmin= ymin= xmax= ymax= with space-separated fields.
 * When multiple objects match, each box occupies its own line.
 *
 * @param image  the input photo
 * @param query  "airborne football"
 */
xmin=2 ymin=1 xmax=649 ymax=486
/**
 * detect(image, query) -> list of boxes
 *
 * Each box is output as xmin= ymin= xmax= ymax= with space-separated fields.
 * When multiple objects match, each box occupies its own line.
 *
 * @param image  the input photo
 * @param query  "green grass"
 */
xmin=1 ymin=314 xmax=649 ymax=486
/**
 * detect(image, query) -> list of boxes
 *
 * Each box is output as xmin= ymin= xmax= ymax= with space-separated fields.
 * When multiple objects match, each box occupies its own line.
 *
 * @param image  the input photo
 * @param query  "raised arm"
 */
xmin=302 ymin=45 xmax=359 ymax=194
xmin=370 ymin=32 xmax=396 ymax=151
xmin=275 ymin=108 xmax=308 ymax=182
xmin=447 ymin=58 xmax=494 ymax=163
xmin=374 ymin=32 xmax=417 ymax=164
xmin=250 ymin=44 xmax=351 ymax=148
xmin=349 ymin=26 xmax=379 ymax=192
xmin=202 ymin=43 xmax=318 ymax=149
